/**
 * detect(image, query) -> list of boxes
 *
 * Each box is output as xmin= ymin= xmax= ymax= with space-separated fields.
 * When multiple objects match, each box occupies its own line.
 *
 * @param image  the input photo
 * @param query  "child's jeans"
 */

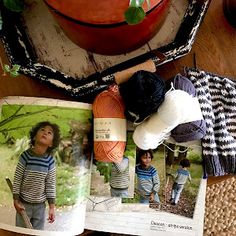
xmin=110 ymin=187 xmax=129 ymax=197
xmin=171 ymin=182 xmax=184 ymax=204
xmin=140 ymin=192 xmax=160 ymax=204
xmin=16 ymin=201 xmax=46 ymax=230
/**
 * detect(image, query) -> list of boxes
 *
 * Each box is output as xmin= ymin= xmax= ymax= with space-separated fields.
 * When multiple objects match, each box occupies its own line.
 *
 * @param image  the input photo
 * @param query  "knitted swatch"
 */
xmin=185 ymin=68 xmax=236 ymax=176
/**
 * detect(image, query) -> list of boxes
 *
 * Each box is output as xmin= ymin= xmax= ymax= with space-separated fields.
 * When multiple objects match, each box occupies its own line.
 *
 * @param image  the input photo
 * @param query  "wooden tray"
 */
xmin=0 ymin=0 xmax=211 ymax=102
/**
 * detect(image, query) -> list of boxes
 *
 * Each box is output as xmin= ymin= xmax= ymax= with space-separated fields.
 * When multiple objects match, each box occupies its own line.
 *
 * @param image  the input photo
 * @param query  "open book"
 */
xmin=0 ymin=96 xmax=206 ymax=236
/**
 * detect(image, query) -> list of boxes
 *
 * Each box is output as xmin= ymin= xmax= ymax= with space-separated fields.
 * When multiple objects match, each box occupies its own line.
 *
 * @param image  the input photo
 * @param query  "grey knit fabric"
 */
xmin=185 ymin=68 xmax=236 ymax=177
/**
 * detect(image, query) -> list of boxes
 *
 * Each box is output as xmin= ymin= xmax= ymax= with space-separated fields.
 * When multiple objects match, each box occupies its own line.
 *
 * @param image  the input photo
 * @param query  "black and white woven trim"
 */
xmin=185 ymin=68 xmax=236 ymax=177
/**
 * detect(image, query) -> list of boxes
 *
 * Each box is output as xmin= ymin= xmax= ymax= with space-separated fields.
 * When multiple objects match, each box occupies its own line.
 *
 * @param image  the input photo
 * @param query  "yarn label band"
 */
xmin=94 ymin=118 xmax=126 ymax=141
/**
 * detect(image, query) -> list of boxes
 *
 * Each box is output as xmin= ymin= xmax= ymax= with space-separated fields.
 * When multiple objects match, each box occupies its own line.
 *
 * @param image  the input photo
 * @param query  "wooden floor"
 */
xmin=0 ymin=0 xmax=235 ymax=235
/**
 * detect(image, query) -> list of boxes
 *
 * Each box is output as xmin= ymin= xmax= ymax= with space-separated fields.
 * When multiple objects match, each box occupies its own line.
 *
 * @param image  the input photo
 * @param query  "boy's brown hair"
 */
xmin=180 ymin=158 xmax=191 ymax=168
xmin=30 ymin=121 xmax=60 ymax=153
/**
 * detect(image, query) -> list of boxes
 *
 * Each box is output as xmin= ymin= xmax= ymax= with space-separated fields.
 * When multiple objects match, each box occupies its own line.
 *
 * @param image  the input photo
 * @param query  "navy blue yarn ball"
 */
xmin=119 ymin=70 xmax=166 ymax=124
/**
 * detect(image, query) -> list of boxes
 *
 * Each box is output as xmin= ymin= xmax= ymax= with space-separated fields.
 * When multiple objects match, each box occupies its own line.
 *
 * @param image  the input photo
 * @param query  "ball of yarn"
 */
xmin=133 ymin=125 xmax=164 ymax=150
xmin=133 ymin=90 xmax=191 ymax=150
xmin=173 ymin=73 xmax=196 ymax=96
xmin=171 ymin=74 xmax=206 ymax=142
xmin=171 ymin=120 xmax=206 ymax=142
xmin=93 ymin=85 xmax=126 ymax=163
xmin=119 ymin=70 xmax=166 ymax=124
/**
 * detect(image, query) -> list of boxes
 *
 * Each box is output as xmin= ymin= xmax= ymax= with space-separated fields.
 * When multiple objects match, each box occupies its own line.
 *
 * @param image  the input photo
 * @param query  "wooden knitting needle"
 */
xmin=114 ymin=59 xmax=157 ymax=85
xmin=67 ymin=58 xmax=159 ymax=100
xmin=5 ymin=177 xmax=33 ymax=229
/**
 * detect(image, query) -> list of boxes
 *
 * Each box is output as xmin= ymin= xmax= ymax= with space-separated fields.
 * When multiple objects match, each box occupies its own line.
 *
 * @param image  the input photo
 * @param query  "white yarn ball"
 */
xmin=133 ymin=90 xmax=194 ymax=149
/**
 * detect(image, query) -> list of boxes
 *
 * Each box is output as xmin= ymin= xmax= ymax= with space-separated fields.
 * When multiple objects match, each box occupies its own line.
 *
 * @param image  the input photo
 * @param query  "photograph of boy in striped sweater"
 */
xmin=135 ymin=149 xmax=160 ymax=204
xmin=13 ymin=121 xmax=60 ymax=230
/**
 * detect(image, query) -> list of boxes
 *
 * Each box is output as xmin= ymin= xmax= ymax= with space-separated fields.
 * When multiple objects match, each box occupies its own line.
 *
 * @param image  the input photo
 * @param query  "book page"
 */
xmin=86 ymin=179 xmax=206 ymax=235
xmin=0 ymin=96 xmax=93 ymax=235
xmin=85 ymin=141 xmax=207 ymax=235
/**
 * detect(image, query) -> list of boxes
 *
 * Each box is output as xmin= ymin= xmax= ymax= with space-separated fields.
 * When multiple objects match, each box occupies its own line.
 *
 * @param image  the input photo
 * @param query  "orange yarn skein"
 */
xmin=93 ymin=85 xmax=126 ymax=163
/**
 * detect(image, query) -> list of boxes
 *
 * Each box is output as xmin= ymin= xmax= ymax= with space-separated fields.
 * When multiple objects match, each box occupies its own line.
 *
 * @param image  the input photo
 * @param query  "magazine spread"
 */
xmin=0 ymin=96 xmax=206 ymax=236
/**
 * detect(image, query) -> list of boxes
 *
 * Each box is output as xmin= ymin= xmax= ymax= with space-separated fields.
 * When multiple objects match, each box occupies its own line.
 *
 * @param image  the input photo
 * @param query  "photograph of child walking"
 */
xmin=0 ymin=97 xmax=93 ymax=235
xmin=163 ymin=141 xmax=203 ymax=218
xmin=169 ymin=158 xmax=191 ymax=206
xmin=119 ymin=141 xmax=203 ymax=219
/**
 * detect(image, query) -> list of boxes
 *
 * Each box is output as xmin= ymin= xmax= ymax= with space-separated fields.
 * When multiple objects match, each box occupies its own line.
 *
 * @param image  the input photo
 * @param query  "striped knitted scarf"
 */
xmin=185 ymin=68 xmax=236 ymax=177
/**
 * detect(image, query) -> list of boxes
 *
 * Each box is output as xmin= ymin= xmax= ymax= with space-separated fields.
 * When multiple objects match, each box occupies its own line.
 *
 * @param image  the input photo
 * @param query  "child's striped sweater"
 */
xmin=135 ymin=164 xmax=160 ymax=196
xmin=13 ymin=149 xmax=56 ymax=204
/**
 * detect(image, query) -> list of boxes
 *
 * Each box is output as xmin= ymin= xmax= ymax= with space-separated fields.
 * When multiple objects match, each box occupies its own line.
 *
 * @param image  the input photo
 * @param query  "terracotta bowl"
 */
xmin=43 ymin=0 xmax=170 ymax=55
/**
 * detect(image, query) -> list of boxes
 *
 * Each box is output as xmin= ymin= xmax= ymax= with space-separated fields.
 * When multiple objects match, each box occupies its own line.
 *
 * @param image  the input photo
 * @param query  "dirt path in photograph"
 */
xmin=158 ymin=179 xmax=196 ymax=218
